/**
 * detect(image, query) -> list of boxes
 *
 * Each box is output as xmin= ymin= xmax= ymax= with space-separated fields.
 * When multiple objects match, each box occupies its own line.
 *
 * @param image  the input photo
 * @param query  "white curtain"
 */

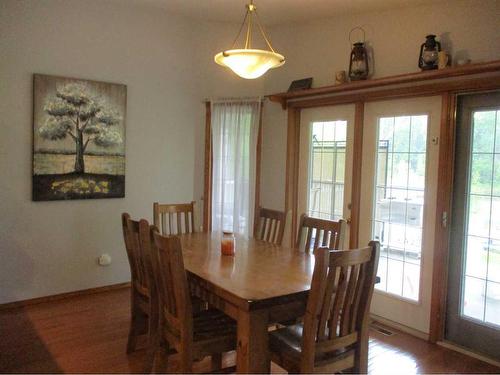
xmin=211 ymin=99 xmax=261 ymax=236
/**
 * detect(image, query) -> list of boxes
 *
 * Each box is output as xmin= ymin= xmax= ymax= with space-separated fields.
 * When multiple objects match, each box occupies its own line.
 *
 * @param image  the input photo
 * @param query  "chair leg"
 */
xmin=127 ymin=308 xmax=148 ymax=353
xmin=178 ymin=349 xmax=193 ymax=374
xmin=152 ymin=339 xmax=170 ymax=373
xmin=144 ymin=346 xmax=156 ymax=373
xmin=354 ymin=336 xmax=369 ymax=374
xmin=126 ymin=313 xmax=139 ymax=353
xmin=211 ymin=353 xmax=222 ymax=372
xmin=144 ymin=324 xmax=157 ymax=375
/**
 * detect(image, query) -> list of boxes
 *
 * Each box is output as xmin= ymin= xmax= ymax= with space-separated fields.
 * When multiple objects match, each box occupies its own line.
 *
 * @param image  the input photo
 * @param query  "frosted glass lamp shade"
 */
xmin=214 ymin=49 xmax=285 ymax=79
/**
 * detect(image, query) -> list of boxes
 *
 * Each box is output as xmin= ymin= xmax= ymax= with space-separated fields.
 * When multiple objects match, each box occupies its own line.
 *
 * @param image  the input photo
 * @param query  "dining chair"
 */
xmin=269 ymin=241 xmax=380 ymax=374
xmin=121 ymin=213 xmax=156 ymax=358
xmin=150 ymin=229 xmax=237 ymax=373
xmin=254 ymin=207 xmax=286 ymax=245
xmin=296 ymin=214 xmax=346 ymax=252
xmin=153 ymin=201 xmax=196 ymax=235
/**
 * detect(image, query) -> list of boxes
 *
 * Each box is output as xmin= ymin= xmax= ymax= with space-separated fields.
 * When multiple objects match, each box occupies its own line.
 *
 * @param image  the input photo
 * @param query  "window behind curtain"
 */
xmin=211 ymin=100 xmax=261 ymax=236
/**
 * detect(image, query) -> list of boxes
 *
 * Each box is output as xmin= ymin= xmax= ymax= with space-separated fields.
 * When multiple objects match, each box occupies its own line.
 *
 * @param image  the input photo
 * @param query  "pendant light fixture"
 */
xmin=214 ymin=0 xmax=285 ymax=79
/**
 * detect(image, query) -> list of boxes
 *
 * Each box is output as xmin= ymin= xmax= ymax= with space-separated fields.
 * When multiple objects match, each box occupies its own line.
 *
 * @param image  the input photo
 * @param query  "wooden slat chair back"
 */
xmin=296 ymin=214 xmax=346 ymax=252
xmin=153 ymin=201 xmax=195 ymax=235
xmin=255 ymin=207 xmax=286 ymax=245
xmin=121 ymin=213 xmax=156 ymax=361
xmin=151 ymin=229 xmax=237 ymax=373
xmin=269 ymin=241 xmax=380 ymax=374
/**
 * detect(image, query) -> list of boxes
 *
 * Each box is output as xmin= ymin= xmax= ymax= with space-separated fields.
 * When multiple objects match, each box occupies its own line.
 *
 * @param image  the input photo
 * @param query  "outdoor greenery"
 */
xmin=471 ymin=110 xmax=500 ymax=196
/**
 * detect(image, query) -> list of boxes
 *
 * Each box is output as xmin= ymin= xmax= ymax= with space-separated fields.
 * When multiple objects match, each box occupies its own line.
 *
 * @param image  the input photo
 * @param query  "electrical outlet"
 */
xmin=98 ymin=254 xmax=112 ymax=266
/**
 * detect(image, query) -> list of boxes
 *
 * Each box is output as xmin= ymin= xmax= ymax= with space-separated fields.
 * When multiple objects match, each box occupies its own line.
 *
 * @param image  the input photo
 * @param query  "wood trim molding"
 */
xmin=284 ymin=107 xmax=301 ymax=246
xmin=437 ymin=341 xmax=500 ymax=368
xmin=286 ymin=75 xmax=500 ymax=109
xmin=0 ymin=282 xmax=130 ymax=311
xmin=268 ymin=60 xmax=500 ymax=109
xmin=203 ymin=102 xmax=212 ymax=232
xmin=349 ymin=102 xmax=364 ymax=249
xmin=429 ymin=92 xmax=456 ymax=343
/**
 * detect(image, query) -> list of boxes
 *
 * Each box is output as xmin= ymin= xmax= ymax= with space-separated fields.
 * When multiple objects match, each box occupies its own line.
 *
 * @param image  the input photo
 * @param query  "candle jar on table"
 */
xmin=221 ymin=231 xmax=235 ymax=256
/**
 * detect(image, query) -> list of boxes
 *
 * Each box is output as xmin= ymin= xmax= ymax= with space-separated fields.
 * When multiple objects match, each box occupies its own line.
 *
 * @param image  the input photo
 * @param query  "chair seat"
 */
xmin=270 ymin=323 xmax=355 ymax=373
xmin=269 ymin=324 xmax=304 ymax=359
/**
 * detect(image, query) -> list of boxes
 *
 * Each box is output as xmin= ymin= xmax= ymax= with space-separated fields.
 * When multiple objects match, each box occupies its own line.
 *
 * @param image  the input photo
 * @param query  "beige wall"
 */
xmin=260 ymin=0 xmax=500 ymax=210
xmin=0 ymin=0 xmax=207 ymax=303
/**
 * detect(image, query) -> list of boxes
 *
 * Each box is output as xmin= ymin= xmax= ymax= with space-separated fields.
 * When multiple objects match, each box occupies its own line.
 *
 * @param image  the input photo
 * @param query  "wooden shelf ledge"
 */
xmin=267 ymin=60 xmax=500 ymax=109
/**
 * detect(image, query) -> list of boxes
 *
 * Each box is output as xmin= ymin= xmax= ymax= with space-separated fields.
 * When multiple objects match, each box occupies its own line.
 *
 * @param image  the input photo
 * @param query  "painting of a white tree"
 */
xmin=33 ymin=74 xmax=126 ymax=201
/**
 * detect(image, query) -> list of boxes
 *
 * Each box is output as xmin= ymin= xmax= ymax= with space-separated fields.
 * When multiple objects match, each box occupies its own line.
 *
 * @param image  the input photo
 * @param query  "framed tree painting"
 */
xmin=33 ymin=74 xmax=127 ymax=201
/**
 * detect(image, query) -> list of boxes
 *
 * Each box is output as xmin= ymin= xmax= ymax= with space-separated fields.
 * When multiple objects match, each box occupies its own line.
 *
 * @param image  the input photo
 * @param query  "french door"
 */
xmin=358 ymin=97 xmax=441 ymax=334
xmin=446 ymin=92 xmax=500 ymax=360
xmin=298 ymin=105 xmax=356 ymax=248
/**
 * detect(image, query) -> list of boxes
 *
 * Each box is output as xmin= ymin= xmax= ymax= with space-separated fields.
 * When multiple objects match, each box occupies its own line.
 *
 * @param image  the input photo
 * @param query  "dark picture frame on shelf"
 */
xmin=287 ymin=77 xmax=313 ymax=92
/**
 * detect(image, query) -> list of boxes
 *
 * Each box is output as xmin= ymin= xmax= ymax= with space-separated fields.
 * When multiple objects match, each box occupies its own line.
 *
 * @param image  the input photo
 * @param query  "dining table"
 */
xmin=179 ymin=231 xmax=314 ymax=373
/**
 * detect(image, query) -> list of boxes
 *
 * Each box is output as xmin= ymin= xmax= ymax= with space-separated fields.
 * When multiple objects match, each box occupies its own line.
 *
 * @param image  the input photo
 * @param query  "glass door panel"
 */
xmin=373 ymin=115 xmax=427 ymax=302
xmin=359 ymin=96 xmax=441 ymax=334
xmin=298 ymin=105 xmax=355 ymax=249
xmin=309 ymin=120 xmax=347 ymax=220
xmin=446 ymin=92 xmax=500 ymax=361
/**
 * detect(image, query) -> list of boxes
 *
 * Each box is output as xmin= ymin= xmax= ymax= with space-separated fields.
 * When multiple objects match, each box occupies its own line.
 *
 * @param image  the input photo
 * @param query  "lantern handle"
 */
xmin=349 ymin=26 xmax=366 ymax=45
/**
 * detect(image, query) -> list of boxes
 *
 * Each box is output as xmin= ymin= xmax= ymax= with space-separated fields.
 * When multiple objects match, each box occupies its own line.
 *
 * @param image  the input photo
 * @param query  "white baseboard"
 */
xmin=370 ymin=313 xmax=429 ymax=341
xmin=437 ymin=340 xmax=500 ymax=368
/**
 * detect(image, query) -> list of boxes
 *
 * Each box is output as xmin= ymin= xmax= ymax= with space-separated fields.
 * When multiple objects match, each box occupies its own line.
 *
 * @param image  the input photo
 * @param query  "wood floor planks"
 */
xmin=0 ymin=287 xmax=498 ymax=374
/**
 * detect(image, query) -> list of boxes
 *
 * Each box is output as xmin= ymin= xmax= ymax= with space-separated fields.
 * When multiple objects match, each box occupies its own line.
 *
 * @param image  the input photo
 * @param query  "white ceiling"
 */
xmin=131 ymin=0 xmax=443 ymax=26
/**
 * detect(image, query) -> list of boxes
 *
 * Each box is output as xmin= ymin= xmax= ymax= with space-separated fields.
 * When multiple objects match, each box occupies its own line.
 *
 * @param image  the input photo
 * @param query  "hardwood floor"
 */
xmin=0 ymin=287 xmax=498 ymax=374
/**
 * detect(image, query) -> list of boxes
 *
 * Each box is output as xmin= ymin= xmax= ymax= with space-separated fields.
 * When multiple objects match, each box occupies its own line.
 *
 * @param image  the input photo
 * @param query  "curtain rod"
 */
xmin=203 ymin=96 xmax=266 ymax=103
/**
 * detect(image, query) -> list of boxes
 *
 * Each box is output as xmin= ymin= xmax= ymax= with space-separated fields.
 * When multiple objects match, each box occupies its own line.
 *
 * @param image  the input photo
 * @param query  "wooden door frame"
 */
xmin=284 ymin=107 xmax=301 ymax=244
xmin=278 ymin=72 xmax=500 ymax=342
xmin=203 ymin=101 xmax=264 ymax=234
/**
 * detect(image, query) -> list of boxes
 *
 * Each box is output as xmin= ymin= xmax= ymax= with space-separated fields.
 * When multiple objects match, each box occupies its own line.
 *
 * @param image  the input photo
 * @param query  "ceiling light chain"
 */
xmin=230 ymin=9 xmax=250 ymax=50
xmin=245 ymin=4 xmax=253 ymax=48
xmin=254 ymin=10 xmax=277 ymax=54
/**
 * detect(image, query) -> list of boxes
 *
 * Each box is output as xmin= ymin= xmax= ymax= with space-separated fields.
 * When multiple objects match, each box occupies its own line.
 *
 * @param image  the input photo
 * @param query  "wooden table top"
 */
xmin=179 ymin=232 xmax=315 ymax=303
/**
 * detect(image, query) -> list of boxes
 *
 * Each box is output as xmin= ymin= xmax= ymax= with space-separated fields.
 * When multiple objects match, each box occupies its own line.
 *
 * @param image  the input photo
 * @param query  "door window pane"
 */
xmin=487 ymin=239 xmax=500 ymax=283
xmin=472 ymin=111 xmax=496 ymax=153
xmin=461 ymin=110 xmax=500 ymax=327
xmin=372 ymin=115 xmax=428 ymax=301
xmin=485 ymin=281 xmax=500 ymax=326
xmin=376 ymin=255 xmax=388 ymax=291
xmin=387 ymin=259 xmax=404 ymax=295
xmin=470 ymin=154 xmax=493 ymax=195
xmin=468 ymin=195 xmax=491 ymax=238
xmin=308 ymin=121 xmax=347 ymax=221
xmin=463 ymin=276 xmax=486 ymax=321
xmin=493 ymin=154 xmax=500 ymax=196
xmin=465 ymin=236 xmax=488 ymax=279
xmin=403 ymin=262 xmax=420 ymax=300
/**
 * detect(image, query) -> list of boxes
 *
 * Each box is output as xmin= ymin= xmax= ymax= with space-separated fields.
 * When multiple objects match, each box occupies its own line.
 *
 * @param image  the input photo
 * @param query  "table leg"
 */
xmin=236 ymin=308 xmax=270 ymax=374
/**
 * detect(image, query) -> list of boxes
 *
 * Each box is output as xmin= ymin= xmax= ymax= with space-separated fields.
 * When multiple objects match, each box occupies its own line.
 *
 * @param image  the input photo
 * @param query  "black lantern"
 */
xmin=418 ymin=34 xmax=441 ymax=70
xmin=348 ymin=27 xmax=369 ymax=81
